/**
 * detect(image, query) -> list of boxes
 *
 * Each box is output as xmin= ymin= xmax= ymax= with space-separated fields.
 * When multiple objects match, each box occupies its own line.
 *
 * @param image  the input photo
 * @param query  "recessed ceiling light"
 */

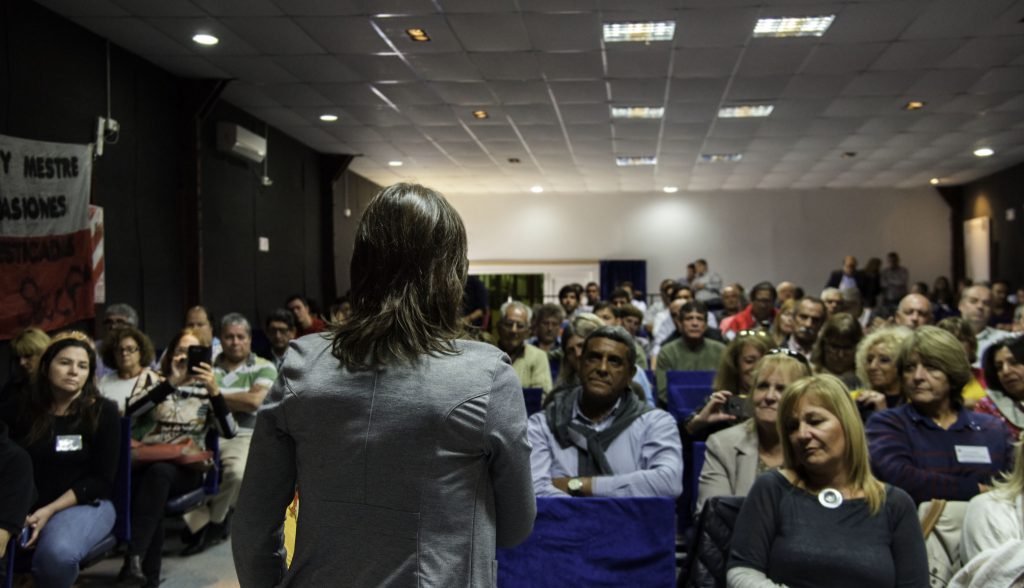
xmin=663 ymin=186 xmax=679 ymax=193
xmin=904 ymin=100 xmax=926 ymax=111
xmin=319 ymin=114 xmax=338 ymax=122
xmin=929 ymin=178 xmax=940 ymax=185
xmin=472 ymin=110 xmax=489 ymax=120
xmin=973 ymin=147 xmax=994 ymax=157
xmin=611 ymin=106 xmax=664 ymax=119
xmin=508 ymin=158 xmax=521 ymax=164
xmin=192 ymin=33 xmax=219 ymax=46
xmin=718 ymin=104 xmax=774 ymax=118
xmin=530 ymin=185 xmax=544 ymax=193
xmin=388 ymin=160 xmax=403 ymax=167
xmin=405 ymin=28 xmax=430 ymax=42
xmin=699 ymin=153 xmax=743 ymax=163
xmin=753 ymin=16 xmax=835 ymax=38
xmin=602 ymin=21 xmax=675 ymax=43
xmin=841 ymin=151 xmax=857 ymax=159
xmin=616 ymin=156 xmax=657 ymax=166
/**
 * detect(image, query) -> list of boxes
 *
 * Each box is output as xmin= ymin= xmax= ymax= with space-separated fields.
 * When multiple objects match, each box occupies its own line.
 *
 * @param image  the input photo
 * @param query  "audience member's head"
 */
xmin=558 ymin=284 xmax=579 ymax=316
xmin=811 ymin=313 xmax=863 ymax=378
xmin=721 ymin=284 xmax=743 ymax=315
xmin=886 ymin=252 xmax=900 ymax=268
xmin=793 ymin=297 xmax=827 ymax=349
xmin=750 ymin=281 xmax=777 ymax=321
xmin=27 ymin=335 xmax=100 ymax=443
xmin=185 ymin=305 xmax=216 ymax=344
xmin=842 ymin=255 xmax=857 ymax=275
xmin=592 ymin=301 xmax=619 ymax=326
xmin=855 ymin=326 xmax=913 ymax=398
xmin=776 ymin=281 xmax=796 ymax=304
xmin=686 ymin=263 xmax=697 ymax=283
xmin=497 ymin=301 xmax=532 ymax=354
xmin=265 ymin=308 xmax=297 ymax=356
xmin=841 ymin=287 xmax=863 ymax=319
xmin=618 ymin=304 xmax=644 ymax=337
xmin=220 ymin=313 xmax=253 ymax=364
xmin=714 ymin=331 xmax=773 ymax=395
xmin=771 ymin=299 xmax=798 ymax=346
xmin=936 ymin=316 xmax=978 ymax=365
xmin=981 ymin=336 xmax=1024 ymax=403
xmin=609 ymin=288 xmax=631 ymax=308
xmin=748 ymin=351 xmax=812 ymax=437
xmin=159 ymin=328 xmax=208 ymax=376
xmin=533 ymin=304 xmax=565 ymax=347
xmin=102 ymin=303 xmax=139 ymax=336
xmin=11 ymin=327 xmax=51 ymax=381
xmin=658 ymin=279 xmax=678 ymax=305
xmin=585 ymin=282 xmax=600 ymax=305
xmin=672 ymin=300 xmax=708 ymax=344
xmin=556 ymin=313 xmax=604 ymax=387
xmin=578 ymin=326 xmax=638 ymax=407
xmin=898 ymin=326 xmax=971 ymax=408
xmin=992 ymin=280 xmax=1010 ymax=308
xmin=101 ymin=325 xmax=155 ymax=378
xmin=958 ymin=284 xmax=992 ymax=335
xmin=894 ymin=293 xmax=932 ymax=329
xmin=931 ymin=276 xmax=953 ymax=305
xmin=820 ymin=287 xmax=843 ymax=316
xmin=911 ymin=281 xmax=929 ymax=296
xmin=286 ymin=295 xmax=315 ymax=330
xmin=695 ymin=259 xmax=709 ymax=275
xmin=674 ymin=285 xmax=694 ymax=303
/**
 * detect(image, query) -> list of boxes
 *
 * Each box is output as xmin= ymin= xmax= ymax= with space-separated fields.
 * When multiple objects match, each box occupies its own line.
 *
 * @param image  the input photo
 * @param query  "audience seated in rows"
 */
xmin=496 ymin=301 xmax=552 ymax=395
xmin=528 ymin=326 xmax=682 ymax=498
xmin=976 ymin=336 xmax=1024 ymax=438
xmin=697 ymin=353 xmax=811 ymax=512
xmin=937 ymin=317 xmax=987 ymax=408
xmin=769 ymin=298 xmax=796 ymax=347
xmin=895 ymin=293 xmax=932 ymax=329
xmin=866 ymin=326 xmax=1014 ymax=503
xmin=557 ymin=284 xmax=580 ymax=320
xmin=527 ymin=303 xmax=564 ymax=356
xmin=810 ymin=312 xmax=864 ymax=391
xmin=95 ymin=304 xmax=142 ymax=378
xmin=820 ymin=287 xmax=843 ymax=317
xmin=0 ymin=333 xmax=120 ymax=588
xmin=716 ymin=283 xmax=744 ymax=323
xmin=825 ymin=256 xmax=873 ymax=305
xmin=784 ymin=297 xmax=826 ymax=361
xmin=98 ymin=326 xmax=160 ymax=414
xmin=655 ymin=301 xmax=725 ymax=406
xmin=961 ymin=284 xmax=1014 ymax=369
xmin=120 ymin=328 xmax=238 ymax=587
xmin=853 ymin=326 xmax=913 ymax=410
xmin=285 ymin=294 xmax=326 ymax=337
xmin=547 ymin=312 xmax=604 ymax=405
xmin=728 ymin=374 xmax=929 ymax=588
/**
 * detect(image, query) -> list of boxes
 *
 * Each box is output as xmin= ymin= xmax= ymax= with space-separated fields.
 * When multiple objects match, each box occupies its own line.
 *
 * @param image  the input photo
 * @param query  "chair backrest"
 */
xmin=497 ymin=497 xmax=676 ymax=587
xmin=523 ymin=388 xmax=543 ymax=416
xmin=112 ymin=416 xmax=133 ymax=542
xmin=644 ymin=369 xmax=655 ymax=387
xmin=666 ymin=370 xmax=716 ymax=388
xmin=666 ymin=386 xmax=712 ymax=422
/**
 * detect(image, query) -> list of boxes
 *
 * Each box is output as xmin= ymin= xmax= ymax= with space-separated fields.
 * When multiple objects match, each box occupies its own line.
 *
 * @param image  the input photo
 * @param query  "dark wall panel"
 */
xmin=957 ymin=161 xmax=1024 ymax=288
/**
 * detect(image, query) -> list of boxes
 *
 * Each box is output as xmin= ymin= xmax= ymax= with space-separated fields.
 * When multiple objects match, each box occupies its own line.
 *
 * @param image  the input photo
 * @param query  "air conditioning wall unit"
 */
xmin=216 ymin=122 xmax=266 ymax=163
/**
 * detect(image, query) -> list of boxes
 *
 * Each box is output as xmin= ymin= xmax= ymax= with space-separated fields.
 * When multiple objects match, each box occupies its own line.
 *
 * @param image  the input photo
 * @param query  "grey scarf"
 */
xmin=545 ymin=386 xmax=650 ymax=476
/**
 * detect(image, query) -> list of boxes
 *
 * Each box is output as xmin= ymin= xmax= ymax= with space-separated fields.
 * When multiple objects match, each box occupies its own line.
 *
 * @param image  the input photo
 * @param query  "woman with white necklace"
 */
xmin=727 ymin=374 xmax=928 ymax=588
xmin=98 ymin=326 xmax=159 ymax=414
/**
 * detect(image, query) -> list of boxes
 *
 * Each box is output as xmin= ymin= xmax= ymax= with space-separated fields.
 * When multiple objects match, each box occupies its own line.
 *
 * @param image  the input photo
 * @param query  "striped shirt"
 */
xmin=215 ymin=352 xmax=277 ymax=429
xmin=866 ymin=403 xmax=1014 ymax=503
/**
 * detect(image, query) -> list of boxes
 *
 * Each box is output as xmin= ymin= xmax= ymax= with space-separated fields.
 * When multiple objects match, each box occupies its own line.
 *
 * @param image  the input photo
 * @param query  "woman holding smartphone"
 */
xmin=119 ymin=328 xmax=236 ymax=587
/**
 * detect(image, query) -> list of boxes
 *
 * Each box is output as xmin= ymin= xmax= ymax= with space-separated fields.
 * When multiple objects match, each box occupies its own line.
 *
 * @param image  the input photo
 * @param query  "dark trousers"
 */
xmin=130 ymin=462 xmax=201 ymax=580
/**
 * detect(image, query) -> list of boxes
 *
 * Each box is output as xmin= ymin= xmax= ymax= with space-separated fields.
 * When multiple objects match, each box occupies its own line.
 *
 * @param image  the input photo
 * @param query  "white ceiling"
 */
xmin=35 ymin=0 xmax=1024 ymax=194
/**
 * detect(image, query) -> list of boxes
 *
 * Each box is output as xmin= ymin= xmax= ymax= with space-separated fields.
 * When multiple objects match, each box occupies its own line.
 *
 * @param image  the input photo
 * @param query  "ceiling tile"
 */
xmin=539 ymin=52 xmax=604 ymax=80
xmin=549 ymin=81 xmax=607 ymax=104
xmin=606 ymin=46 xmax=673 ymax=78
xmin=294 ymin=17 xmax=391 ymax=54
xmin=273 ymin=55 xmax=362 ymax=83
xmin=522 ymin=12 xmax=602 ymax=51
xmin=470 ymin=52 xmax=542 ymax=80
xmin=405 ymin=53 xmax=483 ymax=81
xmin=447 ymin=14 xmax=532 ymax=51
xmin=489 ymin=81 xmax=551 ymax=105
xmin=869 ymin=40 xmax=963 ymax=71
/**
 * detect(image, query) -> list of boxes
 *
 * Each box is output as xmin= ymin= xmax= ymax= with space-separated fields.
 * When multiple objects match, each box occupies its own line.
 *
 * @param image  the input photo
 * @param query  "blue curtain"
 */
xmin=599 ymin=260 xmax=647 ymax=300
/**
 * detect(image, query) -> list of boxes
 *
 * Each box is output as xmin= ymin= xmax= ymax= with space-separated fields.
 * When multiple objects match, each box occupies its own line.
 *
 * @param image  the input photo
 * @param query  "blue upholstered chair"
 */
xmin=522 ymin=388 xmax=543 ymax=416
xmin=497 ymin=497 xmax=677 ymax=587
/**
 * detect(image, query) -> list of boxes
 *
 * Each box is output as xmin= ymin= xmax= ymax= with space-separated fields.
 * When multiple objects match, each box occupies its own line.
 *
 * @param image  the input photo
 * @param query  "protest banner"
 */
xmin=0 ymin=134 xmax=94 ymax=339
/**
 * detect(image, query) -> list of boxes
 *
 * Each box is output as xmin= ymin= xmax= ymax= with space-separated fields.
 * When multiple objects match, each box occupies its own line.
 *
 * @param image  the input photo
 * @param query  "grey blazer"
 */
xmin=696 ymin=422 xmax=760 ymax=513
xmin=232 ymin=336 xmax=536 ymax=587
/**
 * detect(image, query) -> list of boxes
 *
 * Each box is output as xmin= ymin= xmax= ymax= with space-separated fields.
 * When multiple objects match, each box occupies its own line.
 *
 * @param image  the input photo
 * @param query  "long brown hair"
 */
xmin=23 ymin=337 xmax=103 ymax=445
xmin=330 ymin=183 xmax=469 ymax=369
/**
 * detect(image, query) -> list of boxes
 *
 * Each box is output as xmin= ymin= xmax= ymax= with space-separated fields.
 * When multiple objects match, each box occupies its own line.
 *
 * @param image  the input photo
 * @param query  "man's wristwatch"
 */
xmin=567 ymin=477 xmax=584 ymax=497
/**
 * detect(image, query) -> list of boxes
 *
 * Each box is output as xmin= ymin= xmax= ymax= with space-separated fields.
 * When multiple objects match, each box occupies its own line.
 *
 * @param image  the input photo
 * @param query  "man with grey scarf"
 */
xmin=527 ymin=326 xmax=683 ymax=498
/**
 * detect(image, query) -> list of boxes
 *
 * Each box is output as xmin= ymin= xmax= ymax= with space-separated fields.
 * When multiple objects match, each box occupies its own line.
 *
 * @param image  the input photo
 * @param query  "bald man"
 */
xmin=894 ymin=294 xmax=932 ymax=329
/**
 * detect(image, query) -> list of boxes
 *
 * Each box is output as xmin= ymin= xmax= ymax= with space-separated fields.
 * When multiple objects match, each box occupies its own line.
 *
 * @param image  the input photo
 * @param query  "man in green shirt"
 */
xmin=497 ymin=301 xmax=553 ymax=393
xmin=655 ymin=300 xmax=724 ymax=405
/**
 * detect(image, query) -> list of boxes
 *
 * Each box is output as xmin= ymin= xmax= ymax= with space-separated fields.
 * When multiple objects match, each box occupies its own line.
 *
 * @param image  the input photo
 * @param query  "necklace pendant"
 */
xmin=818 ymin=488 xmax=843 ymax=509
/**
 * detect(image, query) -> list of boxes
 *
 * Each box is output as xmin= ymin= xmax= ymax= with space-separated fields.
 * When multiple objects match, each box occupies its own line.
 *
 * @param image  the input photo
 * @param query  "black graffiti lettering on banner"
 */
xmin=18 ymin=263 xmax=92 ymax=327
xmin=0 ymin=150 xmax=11 ymax=174
xmin=0 ymin=235 xmax=77 ymax=264
xmin=0 ymin=195 xmax=69 ymax=221
xmin=22 ymin=155 xmax=80 ymax=179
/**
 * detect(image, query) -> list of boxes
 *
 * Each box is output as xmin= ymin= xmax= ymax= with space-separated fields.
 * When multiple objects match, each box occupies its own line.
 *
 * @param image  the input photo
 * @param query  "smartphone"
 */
xmin=724 ymin=394 xmax=752 ymax=420
xmin=186 ymin=345 xmax=212 ymax=374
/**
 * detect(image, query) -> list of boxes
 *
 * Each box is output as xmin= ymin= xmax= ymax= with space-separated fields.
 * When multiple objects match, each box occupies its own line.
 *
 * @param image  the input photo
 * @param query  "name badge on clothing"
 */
xmin=954 ymin=445 xmax=991 ymax=464
xmin=55 ymin=435 xmax=83 ymax=452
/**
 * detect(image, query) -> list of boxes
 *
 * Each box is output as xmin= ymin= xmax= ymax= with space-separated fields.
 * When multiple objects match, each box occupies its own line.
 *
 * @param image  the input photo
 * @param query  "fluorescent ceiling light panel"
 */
xmin=603 ymin=21 xmax=675 ymax=43
xmin=753 ymin=16 xmax=835 ymax=38
xmin=718 ymin=104 xmax=774 ymax=118
xmin=616 ymin=156 xmax=657 ymax=166
xmin=699 ymin=153 xmax=743 ymax=163
xmin=611 ymin=106 xmax=664 ymax=119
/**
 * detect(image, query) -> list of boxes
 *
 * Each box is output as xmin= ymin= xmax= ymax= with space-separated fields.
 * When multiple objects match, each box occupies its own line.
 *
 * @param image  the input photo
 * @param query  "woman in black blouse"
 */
xmin=0 ymin=333 xmax=119 ymax=588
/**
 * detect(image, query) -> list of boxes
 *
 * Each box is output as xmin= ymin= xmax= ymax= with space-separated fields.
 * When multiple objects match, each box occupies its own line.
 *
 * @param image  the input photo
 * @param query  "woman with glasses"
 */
xmin=727 ymin=375 xmax=928 ymax=588
xmin=696 ymin=351 xmax=811 ymax=511
xmin=810 ymin=313 xmax=863 ymax=390
xmin=867 ymin=326 xmax=1015 ymax=503
xmin=0 ymin=332 xmax=120 ymax=588
xmin=683 ymin=332 xmax=772 ymax=440
xmin=98 ymin=326 xmax=159 ymax=414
